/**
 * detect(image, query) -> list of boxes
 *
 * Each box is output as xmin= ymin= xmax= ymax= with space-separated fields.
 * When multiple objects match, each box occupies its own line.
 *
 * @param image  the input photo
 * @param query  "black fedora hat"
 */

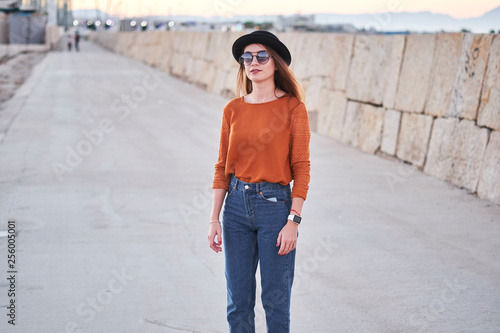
xmin=232 ymin=30 xmax=292 ymax=66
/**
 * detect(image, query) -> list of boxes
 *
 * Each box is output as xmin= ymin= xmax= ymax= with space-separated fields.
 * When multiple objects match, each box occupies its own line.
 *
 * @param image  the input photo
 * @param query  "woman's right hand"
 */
xmin=208 ymin=221 xmax=222 ymax=253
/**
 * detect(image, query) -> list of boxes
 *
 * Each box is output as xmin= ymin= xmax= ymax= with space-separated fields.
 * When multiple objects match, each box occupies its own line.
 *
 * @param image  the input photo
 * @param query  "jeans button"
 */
xmin=244 ymin=185 xmax=250 ymax=189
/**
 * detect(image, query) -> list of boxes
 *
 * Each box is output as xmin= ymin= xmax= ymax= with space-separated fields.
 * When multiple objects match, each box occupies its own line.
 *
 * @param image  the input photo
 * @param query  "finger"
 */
xmin=208 ymin=233 xmax=219 ymax=252
xmin=280 ymin=239 xmax=296 ymax=256
xmin=216 ymin=228 xmax=222 ymax=245
xmin=276 ymin=232 xmax=282 ymax=247
xmin=212 ymin=243 xmax=221 ymax=252
xmin=279 ymin=240 xmax=288 ymax=255
xmin=211 ymin=240 xmax=222 ymax=253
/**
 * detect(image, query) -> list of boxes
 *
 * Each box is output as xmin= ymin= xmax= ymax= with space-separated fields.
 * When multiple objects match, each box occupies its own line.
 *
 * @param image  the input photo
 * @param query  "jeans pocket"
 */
xmin=259 ymin=190 xmax=287 ymax=204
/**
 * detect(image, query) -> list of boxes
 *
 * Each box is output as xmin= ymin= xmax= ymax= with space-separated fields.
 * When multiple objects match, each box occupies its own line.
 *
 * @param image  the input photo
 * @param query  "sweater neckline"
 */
xmin=240 ymin=95 xmax=288 ymax=105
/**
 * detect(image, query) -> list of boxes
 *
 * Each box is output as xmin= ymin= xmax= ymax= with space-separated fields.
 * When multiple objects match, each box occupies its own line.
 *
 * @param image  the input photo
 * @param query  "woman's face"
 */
xmin=242 ymin=43 xmax=276 ymax=84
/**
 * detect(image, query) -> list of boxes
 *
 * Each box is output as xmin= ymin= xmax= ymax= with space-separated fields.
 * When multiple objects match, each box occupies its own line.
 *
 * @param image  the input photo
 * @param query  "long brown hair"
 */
xmin=236 ymin=45 xmax=304 ymax=102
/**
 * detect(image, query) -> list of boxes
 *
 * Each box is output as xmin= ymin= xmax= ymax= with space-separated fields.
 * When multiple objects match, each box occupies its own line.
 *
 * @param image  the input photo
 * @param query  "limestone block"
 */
xmin=138 ymin=35 xmax=149 ymax=56
xmin=346 ymin=35 xmax=383 ymax=104
xmin=346 ymin=35 xmax=402 ymax=105
xmin=143 ymin=45 xmax=153 ymax=66
xmin=219 ymin=44 xmax=240 ymax=73
xmin=447 ymin=34 xmax=491 ymax=119
xmin=205 ymin=32 xmax=225 ymax=63
xmin=143 ymin=31 xmax=154 ymax=46
xmin=279 ymin=32 xmax=301 ymax=70
xmin=170 ymin=52 xmax=186 ymax=78
xmin=310 ymin=33 xmax=334 ymax=78
xmin=187 ymin=58 xmax=204 ymax=84
xmin=208 ymin=67 xmax=226 ymax=95
xmin=148 ymin=43 xmax=163 ymax=68
xmin=155 ymin=32 xmax=172 ymax=61
xmin=288 ymin=33 xmax=321 ymax=80
xmin=424 ymin=117 xmax=459 ymax=180
xmin=115 ymin=33 xmax=130 ymax=54
xmin=100 ymin=33 xmax=117 ymax=51
xmin=341 ymin=101 xmax=363 ymax=147
xmin=223 ymin=67 xmax=238 ymax=94
xmin=108 ymin=34 xmax=119 ymax=52
xmin=145 ymin=45 xmax=156 ymax=63
xmin=191 ymin=32 xmax=209 ymax=60
xmin=295 ymin=33 xmax=325 ymax=79
xmin=477 ymin=35 xmax=500 ymax=131
xmin=425 ymin=33 xmax=463 ymax=117
xmin=317 ymin=90 xmax=347 ymax=141
xmin=304 ymin=76 xmax=323 ymax=112
xmin=141 ymin=45 xmax=153 ymax=64
xmin=357 ymin=104 xmax=384 ymax=154
xmin=179 ymin=31 xmax=196 ymax=53
xmin=131 ymin=35 xmax=147 ymax=60
xmin=316 ymin=88 xmax=331 ymax=136
xmin=120 ymin=33 xmax=136 ymax=57
xmin=327 ymin=92 xmax=348 ymax=141
xmin=142 ymin=31 xmax=152 ymax=46
xmin=158 ymin=45 xmax=174 ymax=74
xmin=183 ymin=56 xmax=194 ymax=80
xmin=130 ymin=44 xmax=141 ymax=60
xmin=149 ymin=31 xmax=162 ymax=46
xmin=396 ymin=112 xmax=433 ymax=167
xmin=447 ymin=120 xmax=489 ymax=192
xmin=382 ymin=35 xmax=405 ymax=109
xmin=339 ymin=101 xmax=384 ymax=152
xmin=322 ymin=34 xmax=354 ymax=91
xmin=477 ymin=131 xmax=500 ymax=205
xmin=218 ymin=31 xmax=245 ymax=66
xmin=223 ymin=32 xmax=240 ymax=68
xmin=127 ymin=33 xmax=138 ymax=55
xmin=167 ymin=32 xmax=179 ymax=52
xmin=381 ymin=109 xmax=401 ymax=156
xmin=394 ymin=34 xmax=437 ymax=113
xmin=200 ymin=60 xmax=216 ymax=90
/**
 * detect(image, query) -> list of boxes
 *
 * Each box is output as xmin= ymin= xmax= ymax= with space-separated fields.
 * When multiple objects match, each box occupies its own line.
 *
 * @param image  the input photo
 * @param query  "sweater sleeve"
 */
xmin=212 ymin=107 xmax=231 ymax=190
xmin=290 ymin=103 xmax=311 ymax=200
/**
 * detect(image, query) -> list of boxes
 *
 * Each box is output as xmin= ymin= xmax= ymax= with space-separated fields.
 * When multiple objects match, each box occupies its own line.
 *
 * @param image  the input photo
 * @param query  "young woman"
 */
xmin=207 ymin=30 xmax=311 ymax=333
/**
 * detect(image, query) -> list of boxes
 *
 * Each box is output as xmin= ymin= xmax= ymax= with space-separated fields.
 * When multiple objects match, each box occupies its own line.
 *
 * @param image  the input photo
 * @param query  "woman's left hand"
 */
xmin=276 ymin=220 xmax=299 ymax=256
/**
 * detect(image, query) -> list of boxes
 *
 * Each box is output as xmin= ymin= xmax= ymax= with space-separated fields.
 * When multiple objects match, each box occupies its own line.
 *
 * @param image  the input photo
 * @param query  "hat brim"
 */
xmin=232 ymin=33 xmax=292 ymax=66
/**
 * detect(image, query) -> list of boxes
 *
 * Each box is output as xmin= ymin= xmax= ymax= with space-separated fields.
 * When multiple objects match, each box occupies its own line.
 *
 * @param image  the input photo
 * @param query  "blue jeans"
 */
xmin=222 ymin=175 xmax=295 ymax=333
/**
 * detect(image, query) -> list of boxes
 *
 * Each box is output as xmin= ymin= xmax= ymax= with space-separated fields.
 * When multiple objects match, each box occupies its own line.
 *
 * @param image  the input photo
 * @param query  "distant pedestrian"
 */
xmin=74 ymin=31 xmax=80 ymax=52
xmin=66 ymin=33 xmax=72 ymax=51
xmin=208 ymin=30 xmax=311 ymax=333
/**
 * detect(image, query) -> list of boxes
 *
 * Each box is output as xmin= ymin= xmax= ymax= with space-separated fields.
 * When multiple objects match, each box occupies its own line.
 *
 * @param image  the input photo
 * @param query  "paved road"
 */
xmin=0 ymin=39 xmax=499 ymax=333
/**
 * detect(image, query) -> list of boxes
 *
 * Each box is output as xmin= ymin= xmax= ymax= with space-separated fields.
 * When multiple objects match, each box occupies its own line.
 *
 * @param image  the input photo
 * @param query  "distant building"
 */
xmin=20 ymin=0 xmax=73 ymax=27
xmin=274 ymin=14 xmax=358 ymax=33
xmin=0 ymin=0 xmax=73 ymax=44
xmin=275 ymin=14 xmax=315 ymax=32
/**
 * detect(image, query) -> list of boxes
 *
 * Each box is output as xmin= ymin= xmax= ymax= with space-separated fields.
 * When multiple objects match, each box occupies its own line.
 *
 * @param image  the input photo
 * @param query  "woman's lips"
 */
xmin=250 ymin=69 xmax=261 ymax=74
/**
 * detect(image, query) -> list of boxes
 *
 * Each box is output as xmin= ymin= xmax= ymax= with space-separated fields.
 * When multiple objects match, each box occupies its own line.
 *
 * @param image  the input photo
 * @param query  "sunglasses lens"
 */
xmin=257 ymin=51 xmax=270 ymax=64
xmin=240 ymin=53 xmax=253 ymax=65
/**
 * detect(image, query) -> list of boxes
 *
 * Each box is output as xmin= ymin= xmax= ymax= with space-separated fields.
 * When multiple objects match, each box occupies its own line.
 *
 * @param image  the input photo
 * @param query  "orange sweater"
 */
xmin=212 ymin=96 xmax=311 ymax=200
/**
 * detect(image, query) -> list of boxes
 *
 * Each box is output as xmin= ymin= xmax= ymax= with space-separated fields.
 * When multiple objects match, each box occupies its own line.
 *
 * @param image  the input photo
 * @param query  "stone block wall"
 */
xmin=90 ymin=31 xmax=500 ymax=205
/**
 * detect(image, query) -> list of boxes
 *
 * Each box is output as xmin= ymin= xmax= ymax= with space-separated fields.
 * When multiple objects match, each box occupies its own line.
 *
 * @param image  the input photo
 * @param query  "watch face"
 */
xmin=293 ymin=215 xmax=301 ymax=223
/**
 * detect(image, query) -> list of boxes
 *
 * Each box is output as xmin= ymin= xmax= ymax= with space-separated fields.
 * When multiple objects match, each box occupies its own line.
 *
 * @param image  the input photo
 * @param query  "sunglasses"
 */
xmin=239 ymin=51 xmax=272 ymax=66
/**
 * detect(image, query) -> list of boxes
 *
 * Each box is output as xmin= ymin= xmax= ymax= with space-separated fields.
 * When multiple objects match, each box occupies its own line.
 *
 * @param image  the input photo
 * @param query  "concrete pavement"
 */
xmin=0 ymin=39 xmax=499 ymax=333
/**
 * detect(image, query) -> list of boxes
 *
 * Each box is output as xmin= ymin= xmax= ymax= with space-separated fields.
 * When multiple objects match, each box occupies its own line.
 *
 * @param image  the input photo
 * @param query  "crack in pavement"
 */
xmin=144 ymin=318 xmax=224 ymax=333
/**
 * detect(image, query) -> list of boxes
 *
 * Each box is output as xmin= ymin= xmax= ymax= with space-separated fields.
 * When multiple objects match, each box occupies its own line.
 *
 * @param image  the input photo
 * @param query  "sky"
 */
xmin=72 ymin=0 xmax=499 ymax=19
